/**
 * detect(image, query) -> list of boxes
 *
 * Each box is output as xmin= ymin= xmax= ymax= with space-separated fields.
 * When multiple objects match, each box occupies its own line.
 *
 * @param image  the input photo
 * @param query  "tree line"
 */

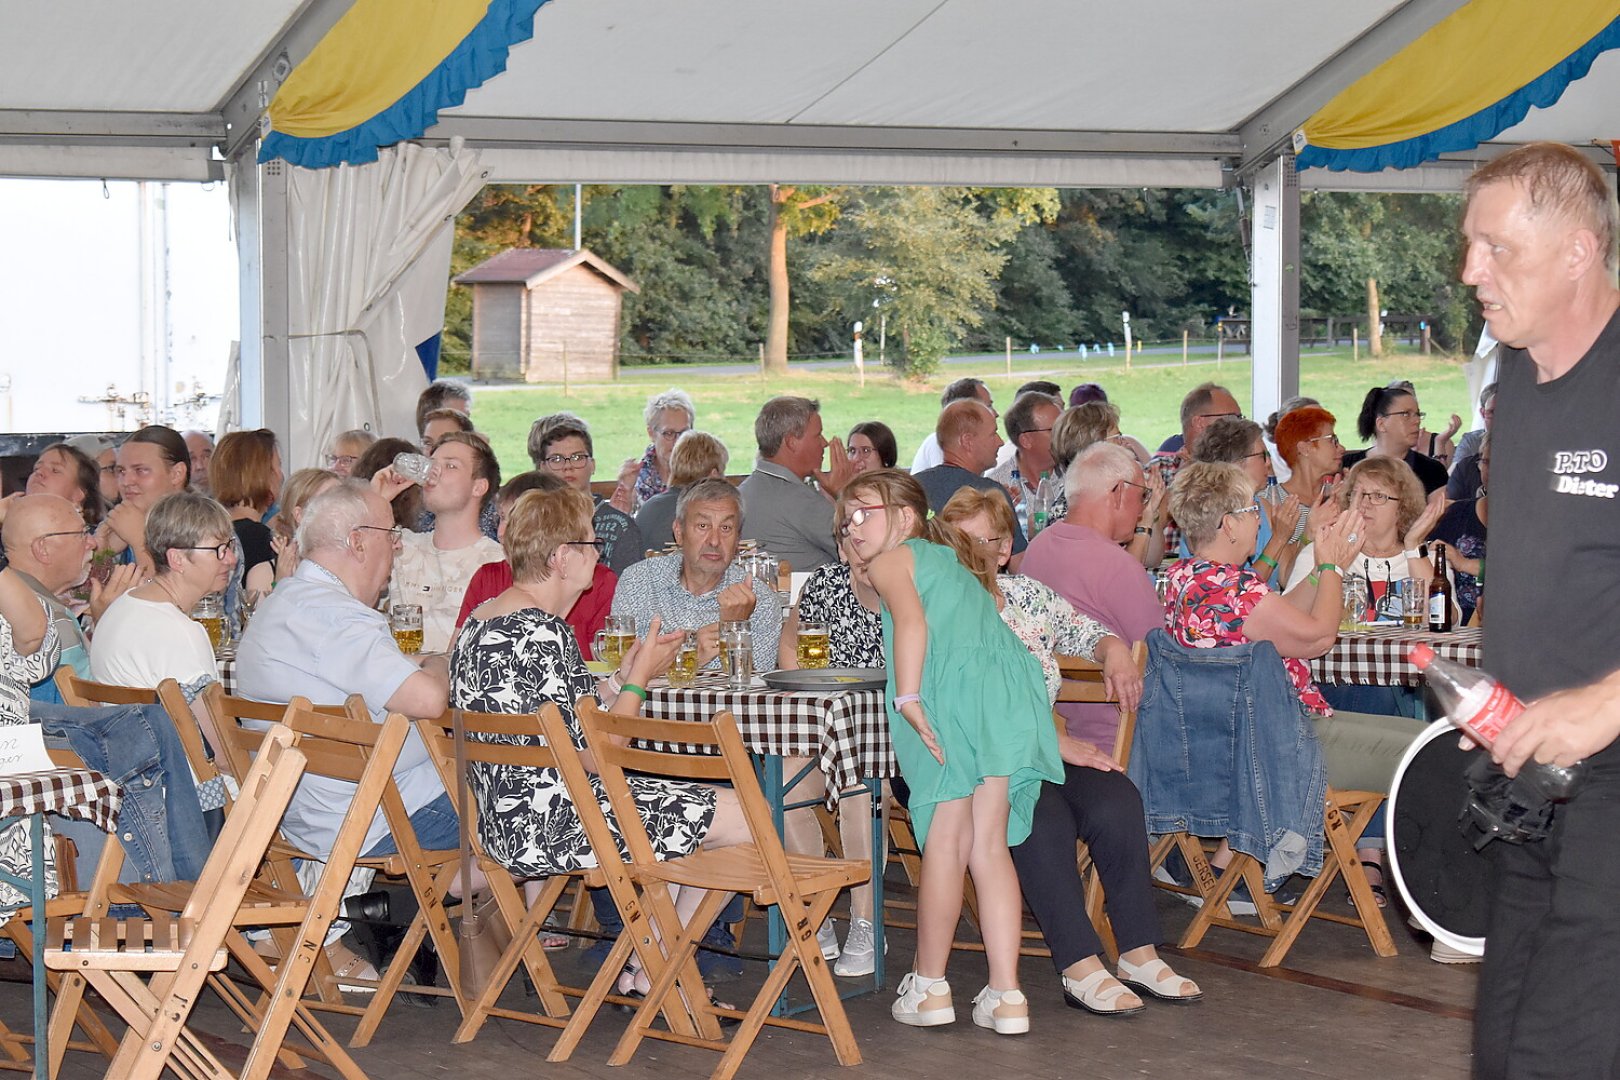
xmin=444 ymin=184 xmax=1478 ymax=379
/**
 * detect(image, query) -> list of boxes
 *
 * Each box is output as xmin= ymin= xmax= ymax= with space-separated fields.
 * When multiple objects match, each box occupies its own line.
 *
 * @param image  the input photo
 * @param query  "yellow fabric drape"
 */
xmin=1304 ymin=0 xmax=1620 ymax=151
xmin=268 ymin=0 xmax=491 ymax=139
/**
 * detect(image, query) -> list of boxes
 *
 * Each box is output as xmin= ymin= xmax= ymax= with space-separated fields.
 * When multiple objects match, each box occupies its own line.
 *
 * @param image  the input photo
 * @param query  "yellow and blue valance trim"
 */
xmin=1297 ymin=0 xmax=1620 ymax=172
xmin=259 ymin=0 xmax=549 ymax=168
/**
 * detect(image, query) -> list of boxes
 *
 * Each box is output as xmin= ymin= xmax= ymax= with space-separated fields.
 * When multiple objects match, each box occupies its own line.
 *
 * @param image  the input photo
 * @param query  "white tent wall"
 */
xmin=231 ymin=141 xmax=488 ymax=468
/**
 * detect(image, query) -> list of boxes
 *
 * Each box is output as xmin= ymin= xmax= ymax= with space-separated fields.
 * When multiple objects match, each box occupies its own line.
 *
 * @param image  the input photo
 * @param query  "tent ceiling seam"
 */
xmin=784 ymin=0 xmax=952 ymax=125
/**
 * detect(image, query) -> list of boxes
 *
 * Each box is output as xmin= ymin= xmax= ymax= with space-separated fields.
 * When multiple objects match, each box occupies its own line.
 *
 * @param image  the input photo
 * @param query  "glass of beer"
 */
xmin=391 ymin=603 xmax=424 ymax=655
xmin=592 ymin=615 xmax=637 ymax=667
xmin=797 ymin=619 xmax=831 ymax=669
xmin=1400 ymin=579 xmax=1426 ymax=628
xmin=668 ymin=631 xmax=699 ymax=688
xmin=191 ymin=593 xmax=225 ymax=653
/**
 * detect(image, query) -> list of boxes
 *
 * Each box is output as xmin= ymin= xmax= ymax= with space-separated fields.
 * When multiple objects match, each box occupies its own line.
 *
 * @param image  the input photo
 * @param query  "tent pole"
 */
xmin=1248 ymin=152 xmax=1299 ymax=423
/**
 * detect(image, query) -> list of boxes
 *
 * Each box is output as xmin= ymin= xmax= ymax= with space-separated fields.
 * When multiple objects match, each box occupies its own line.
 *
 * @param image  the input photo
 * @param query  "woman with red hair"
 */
xmin=1273 ymin=405 xmax=1345 ymax=544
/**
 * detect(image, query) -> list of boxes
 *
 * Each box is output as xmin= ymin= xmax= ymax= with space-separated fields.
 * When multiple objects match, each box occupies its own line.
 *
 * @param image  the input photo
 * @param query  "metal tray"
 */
xmin=760 ymin=668 xmax=887 ymax=692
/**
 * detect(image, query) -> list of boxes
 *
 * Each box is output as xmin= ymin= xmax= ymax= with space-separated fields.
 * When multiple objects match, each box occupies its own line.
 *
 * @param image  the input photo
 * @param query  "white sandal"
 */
xmin=1060 ymin=969 xmax=1145 ymax=1016
xmin=1115 ymin=957 xmax=1202 ymax=1004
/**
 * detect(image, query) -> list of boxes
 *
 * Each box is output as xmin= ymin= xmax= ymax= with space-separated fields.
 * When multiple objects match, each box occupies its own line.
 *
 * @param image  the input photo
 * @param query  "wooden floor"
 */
xmin=4 ymin=880 xmax=1479 ymax=1080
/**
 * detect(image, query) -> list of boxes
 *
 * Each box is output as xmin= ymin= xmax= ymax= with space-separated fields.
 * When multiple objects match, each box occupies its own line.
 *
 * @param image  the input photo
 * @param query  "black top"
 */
xmin=912 ymin=464 xmax=1028 ymax=553
xmin=1484 ymin=308 xmax=1620 ymax=704
xmin=232 ymin=518 xmax=276 ymax=577
xmin=1340 ymin=447 xmax=1449 ymax=495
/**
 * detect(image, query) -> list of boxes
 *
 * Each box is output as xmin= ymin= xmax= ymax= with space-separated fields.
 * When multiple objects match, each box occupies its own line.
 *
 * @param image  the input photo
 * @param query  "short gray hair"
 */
xmin=1191 ymin=416 xmax=1264 ymax=465
xmin=1064 ymin=441 xmax=1141 ymax=504
xmin=1004 ymin=391 xmax=1062 ymax=444
xmin=676 ymin=477 xmax=743 ymax=523
xmin=295 ymin=480 xmax=375 ymax=557
xmin=1051 ymin=402 xmax=1120 ymax=475
xmin=643 ymin=389 xmax=696 ymax=430
xmin=1179 ymin=382 xmax=1232 ymax=432
xmin=147 ymin=492 xmax=233 ymax=573
xmin=1168 ymin=461 xmax=1253 ymax=549
xmin=755 ymin=396 xmax=820 ymax=457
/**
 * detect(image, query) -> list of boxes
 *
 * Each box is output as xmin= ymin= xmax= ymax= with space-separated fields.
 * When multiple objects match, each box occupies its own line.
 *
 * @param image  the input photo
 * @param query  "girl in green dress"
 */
xmin=838 ymin=470 xmax=1063 ymax=1037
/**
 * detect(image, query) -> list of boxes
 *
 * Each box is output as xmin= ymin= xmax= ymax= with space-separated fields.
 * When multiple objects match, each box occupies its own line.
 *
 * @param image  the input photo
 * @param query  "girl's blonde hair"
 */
xmin=833 ymin=468 xmax=982 ymax=584
xmin=936 ymin=487 xmax=1009 ymax=594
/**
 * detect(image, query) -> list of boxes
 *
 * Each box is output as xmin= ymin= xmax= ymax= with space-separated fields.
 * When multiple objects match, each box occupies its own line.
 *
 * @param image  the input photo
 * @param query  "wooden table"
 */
xmin=1310 ymin=625 xmax=1482 ymax=688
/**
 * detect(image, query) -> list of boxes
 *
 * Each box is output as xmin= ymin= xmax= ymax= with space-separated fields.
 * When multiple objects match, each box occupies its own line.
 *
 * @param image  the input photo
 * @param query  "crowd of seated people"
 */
xmin=0 ymin=363 xmax=1487 ymax=1030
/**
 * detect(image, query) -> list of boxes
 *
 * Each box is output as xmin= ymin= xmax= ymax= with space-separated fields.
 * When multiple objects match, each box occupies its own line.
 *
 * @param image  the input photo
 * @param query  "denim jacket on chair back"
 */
xmin=1128 ymin=629 xmax=1327 ymax=885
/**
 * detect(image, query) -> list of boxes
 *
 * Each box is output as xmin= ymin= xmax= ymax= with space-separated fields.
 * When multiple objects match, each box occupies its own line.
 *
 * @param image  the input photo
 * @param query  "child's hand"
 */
xmin=900 ymin=702 xmax=944 ymax=764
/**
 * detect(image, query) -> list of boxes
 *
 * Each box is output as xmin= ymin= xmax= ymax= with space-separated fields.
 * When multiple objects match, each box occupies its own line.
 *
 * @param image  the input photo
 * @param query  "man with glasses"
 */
xmin=384 ymin=431 xmax=503 ymax=654
xmin=238 ymin=482 xmax=459 ymax=881
xmin=612 ymin=478 xmax=780 ymax=670
xmin=1023 ymin=442 xmax=1164 ymax=750
xmin=985 ymin=391 xmax=1063 ymax=523
xmin=528 ymin=412 xmax=644 ymax=574
xmin=1151 ymin=382 xmax=1243 ymax=561
xmin=1 ymin=494 xmax=104 ymax=698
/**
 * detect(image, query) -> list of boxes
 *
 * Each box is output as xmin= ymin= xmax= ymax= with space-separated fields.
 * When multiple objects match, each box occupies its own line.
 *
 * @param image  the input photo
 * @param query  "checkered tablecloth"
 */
xmin=644 ymin=671 xmax=894 ymax=805
xmin=0 ymin=768 xmax=121 ymax=833
xmin=1310 ymin=626 xmax=1482 ymax=687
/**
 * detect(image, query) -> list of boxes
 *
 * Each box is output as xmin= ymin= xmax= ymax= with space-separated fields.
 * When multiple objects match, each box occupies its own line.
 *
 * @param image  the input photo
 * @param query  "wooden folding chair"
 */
xmin=53 ymin=673 xmax=228 ymax=807
xmin=1153 ymin=786 xmax=1398 ymax=967
xmin=568 ymin=699 xmax=868 ymax=1080
xmin=1056 ymin=641 xmax=1147 ymax=962
xmin=204 ymin=685 xmax=465 ymax=1041
xmin=413 ymin=708 xmax=604 ymax=1044
xmin=42 ymin=723 xmax=308 ymax=1080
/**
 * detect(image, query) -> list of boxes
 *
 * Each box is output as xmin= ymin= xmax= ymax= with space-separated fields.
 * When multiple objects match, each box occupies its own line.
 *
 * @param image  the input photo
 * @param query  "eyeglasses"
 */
xmin=1241 ymin=450 xmax=1270 ymax=461
xmin=847 ymin=445 xmax=881 ymax=459
xmin=968 ymin=534 xmax=1007 ymax=547
xmin=1224 ymin=504 xmax=1261 ymax=521
xmin=176 ymin=542 xmax=236 ymax=560
xmin=542 ymin=452 xmax=594 ymax=468
xmin=326 ymin=453 xmax=358 ymax=469
xmin=561 ymin=539 xmax=607 ymax=554
xmin=1304 ymin=433 xmax=1342 ymax=447
xmin=1112 ymin=479 xmax=1149 ymax=496
xmin=1354 ymin=491 xmax=1398 ymax=505
xmin=352 ymin=524 xmax=404 ymax=547
xmin=1023 ymin=427 xmax=1053 ymax=435
xmin=37 ymin=527 xmax=94 ymax=542
xmin=1198 ymin=411 xmax=1244 ymax=421
xmin=839 ymin=504 xmax=887 ymax=536
xmin=655 ymin=427 xmax=690 ymax=441
xmin=1383 ymin=409 xmax=1426 ymax=421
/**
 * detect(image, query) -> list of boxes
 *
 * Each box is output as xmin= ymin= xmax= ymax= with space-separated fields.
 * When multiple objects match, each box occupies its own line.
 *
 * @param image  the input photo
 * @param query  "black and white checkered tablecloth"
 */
xmin=644 ymin=671 xmax=894 ymax=805
xmin=1310 ymin=626 xmax=1482 ymax=687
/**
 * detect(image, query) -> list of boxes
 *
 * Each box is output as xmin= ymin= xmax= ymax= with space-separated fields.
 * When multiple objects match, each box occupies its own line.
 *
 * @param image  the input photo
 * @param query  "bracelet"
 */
xmin=1307 ymin=573 xmax=1319 ymax=588
xmin=1254 ymin=552 xmax=1278 ymax=571
xmin=893 ymin=693 xmax=921 ymax=708
xmin=1316 ymin=562 xmax=1342 ymax=577
xmin=1134 ymin=526 xmax=1151 ymax=535
xmin=620 ymin=682 xmax=648 ymax=702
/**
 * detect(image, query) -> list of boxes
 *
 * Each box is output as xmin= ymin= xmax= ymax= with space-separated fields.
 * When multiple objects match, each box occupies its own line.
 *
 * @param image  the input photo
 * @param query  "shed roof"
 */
xmin=453 ymin=247 xmax=638 ymax=293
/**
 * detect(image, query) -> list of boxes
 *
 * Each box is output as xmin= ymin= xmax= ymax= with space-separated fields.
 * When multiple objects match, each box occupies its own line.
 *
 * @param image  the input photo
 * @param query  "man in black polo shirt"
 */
xmin=1461 ymin=141 xmax=1620 ymax=1079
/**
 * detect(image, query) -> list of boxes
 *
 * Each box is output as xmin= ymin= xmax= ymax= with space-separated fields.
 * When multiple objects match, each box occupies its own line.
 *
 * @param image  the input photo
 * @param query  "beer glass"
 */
xmin=668 ymin=631 xmax=699 ymax=688
xmin=797 ymin=619 xmax=831 ymax=669
xmin=717 ymin=620 xmax=747 ymax=671
xmin=391 ymin=603 xmax=424 ymax=655
xmin=191 ymin=593 xmax=225 ymax=653
xmin=592 ymin=615 xmax=637 ymax=667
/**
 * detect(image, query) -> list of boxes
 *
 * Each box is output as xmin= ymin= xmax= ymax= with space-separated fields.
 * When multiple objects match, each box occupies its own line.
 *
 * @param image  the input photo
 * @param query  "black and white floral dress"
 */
xmin=449 ymin=607 xmax=716 ymax=877
xmin=795 ymin=563 xmax=884 ymax=668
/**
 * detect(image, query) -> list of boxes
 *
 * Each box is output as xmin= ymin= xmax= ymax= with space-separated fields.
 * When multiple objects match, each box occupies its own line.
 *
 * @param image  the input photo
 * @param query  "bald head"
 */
xmin=937 ymin=399 xmax=1002 ymax=473
xmin=3 ymin=494 xmax=94 ymax=591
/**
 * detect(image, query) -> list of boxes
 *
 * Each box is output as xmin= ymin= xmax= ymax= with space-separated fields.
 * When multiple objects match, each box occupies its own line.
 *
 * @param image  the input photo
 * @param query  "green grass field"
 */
xmin=470 ymin=346 xmax=1479 ymax=481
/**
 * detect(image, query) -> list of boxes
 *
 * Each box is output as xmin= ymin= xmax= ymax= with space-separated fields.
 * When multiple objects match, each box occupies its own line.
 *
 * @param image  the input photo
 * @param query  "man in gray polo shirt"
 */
xmin=236 ymin=482 xmax=457 ymax=862
xmin=738 ymin=396 xmax=854 ymax=573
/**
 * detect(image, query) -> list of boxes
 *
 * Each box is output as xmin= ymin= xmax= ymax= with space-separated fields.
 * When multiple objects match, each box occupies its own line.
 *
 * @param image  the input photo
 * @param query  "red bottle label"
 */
xmin=1456 ymin=682 xmax=1524 ymax=746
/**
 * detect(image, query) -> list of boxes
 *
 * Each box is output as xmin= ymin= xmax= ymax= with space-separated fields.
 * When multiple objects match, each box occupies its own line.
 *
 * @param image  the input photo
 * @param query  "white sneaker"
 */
xmin=971 ymin=986 xmax=1030 ymax=1035
xmin=815 ymin=918 xmax=840 ymax=961
xmin=892 ymin=972 xmax=954 ymax=1027
xmin=1430 ymin=940 xmax=1483 ymax=964
xmin=833 ymin=917 xmax=886 ymax=977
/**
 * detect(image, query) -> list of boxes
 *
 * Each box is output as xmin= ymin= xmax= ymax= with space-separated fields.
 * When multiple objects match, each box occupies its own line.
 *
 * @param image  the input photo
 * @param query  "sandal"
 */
xmin=1060 ymin=969 xmax=1145 ymax=1016
xmin=1116 ymin=957 xmax=1203 ymax=1005
xmin=326 ymin=942 xmax=379 ymax=994
xmin=1348 ymin=860 xmax=1389 ymax=910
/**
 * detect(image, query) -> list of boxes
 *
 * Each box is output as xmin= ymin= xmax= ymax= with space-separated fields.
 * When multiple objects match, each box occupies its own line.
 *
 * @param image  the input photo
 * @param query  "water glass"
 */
xmin=390 ymin=603 xmax=424 ymax=654
xmin=1340 ymin=573 xmax=1367 ymax=630
xmin=724 ymin=627 xmax=755 ymax=689
xmin=592 ymin=614 xmax=637 ymax=667
xmin=717 ymin=620 xmax=747 ymax=671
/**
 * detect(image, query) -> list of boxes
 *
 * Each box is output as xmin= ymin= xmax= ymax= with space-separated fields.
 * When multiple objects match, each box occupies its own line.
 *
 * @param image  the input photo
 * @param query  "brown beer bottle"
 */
xmin=1427 ymin=544 xmax=1454 ymax=632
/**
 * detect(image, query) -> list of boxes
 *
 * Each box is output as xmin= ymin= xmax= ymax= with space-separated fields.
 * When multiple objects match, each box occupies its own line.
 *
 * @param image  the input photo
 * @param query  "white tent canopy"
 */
xmin=3 ymin=0 xmax=1613 ymax=454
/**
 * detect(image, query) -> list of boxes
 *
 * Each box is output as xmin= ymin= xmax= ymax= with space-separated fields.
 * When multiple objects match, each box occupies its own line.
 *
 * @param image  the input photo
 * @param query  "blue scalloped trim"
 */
xmin=1299 ymin=14 xmax=1620 ymax=172
xmin=259 ymin=0 xmax=550 ymax=168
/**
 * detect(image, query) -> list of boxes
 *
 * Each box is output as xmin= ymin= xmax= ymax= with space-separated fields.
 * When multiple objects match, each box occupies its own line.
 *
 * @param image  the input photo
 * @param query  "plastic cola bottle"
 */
xmin=1408 ymin=643 xmax=1587 ymax=802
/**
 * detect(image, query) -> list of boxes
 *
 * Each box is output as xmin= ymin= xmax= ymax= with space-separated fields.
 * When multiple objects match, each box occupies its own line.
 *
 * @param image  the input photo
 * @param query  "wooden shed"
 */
xmin=453 ymin=248 xmax=638 ymax=383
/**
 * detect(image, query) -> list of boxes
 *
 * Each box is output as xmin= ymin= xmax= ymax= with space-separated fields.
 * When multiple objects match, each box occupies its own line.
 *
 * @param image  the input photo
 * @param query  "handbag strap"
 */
xmin=452 ymin=708 xmax=474 ymax=908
